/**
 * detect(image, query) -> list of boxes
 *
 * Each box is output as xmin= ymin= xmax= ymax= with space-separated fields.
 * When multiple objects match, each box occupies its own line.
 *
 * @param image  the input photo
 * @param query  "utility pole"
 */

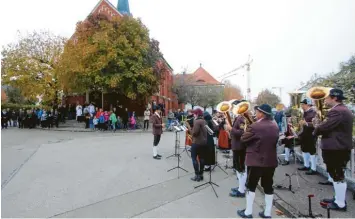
xmin=272 ymin=86 xmax=283 ymax=101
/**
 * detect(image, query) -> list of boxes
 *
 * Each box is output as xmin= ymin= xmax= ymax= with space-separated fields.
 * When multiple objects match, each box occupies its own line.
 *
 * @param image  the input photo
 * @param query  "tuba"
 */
xmin=232 ymin=100 xmax=254 ymax=131
xmin=306 ymin=86 xmax=332 ymax=122
xmin=216 ymin=101 xmax=233 ymax=128
xmin=288 ymin=90 xmax=306 ymax=133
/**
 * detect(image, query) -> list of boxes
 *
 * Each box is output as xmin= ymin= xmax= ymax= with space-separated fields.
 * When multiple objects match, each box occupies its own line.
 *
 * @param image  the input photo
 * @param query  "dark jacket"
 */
xmin=192 ymin=117 xmax=207 ymax=146
xmin=314 ymin=104 xmax=353 ymax=151
xmin=231 ymin=115 xmax=245 ymax=151
xmin=299 ymin=108 xmax=317 ymax=148
xmin=241 ymin=118 xmax=279 ymax=167
xmin=151 ymin=113 xmax=163 ymax=135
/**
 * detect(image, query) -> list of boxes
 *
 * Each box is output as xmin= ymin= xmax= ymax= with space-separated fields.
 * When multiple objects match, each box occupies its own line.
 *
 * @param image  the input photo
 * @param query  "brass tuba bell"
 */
xmin=306 ymin=86 xmax=332 ymax=121
xmin=216 ymin=101 xmax=233 ymax=127
xmin=288 ymin=90 xmax=306 ymax=132
xmin=232 ymin=100 xmax=254 ymax=131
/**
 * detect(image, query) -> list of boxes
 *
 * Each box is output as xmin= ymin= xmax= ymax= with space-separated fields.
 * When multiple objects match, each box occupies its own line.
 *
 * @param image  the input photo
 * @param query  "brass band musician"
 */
xmin=185 ymin=110 xmax=194 ymax=147
xmin=298 ymin=99 xmax=318 ymax=175
xmin=217 ymin=112 xmax=230 ymax=150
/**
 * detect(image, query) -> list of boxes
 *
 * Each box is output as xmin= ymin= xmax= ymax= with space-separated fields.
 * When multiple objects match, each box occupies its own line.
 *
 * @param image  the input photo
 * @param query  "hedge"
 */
xmin=1 ymin=103 xmax=52 ymax=111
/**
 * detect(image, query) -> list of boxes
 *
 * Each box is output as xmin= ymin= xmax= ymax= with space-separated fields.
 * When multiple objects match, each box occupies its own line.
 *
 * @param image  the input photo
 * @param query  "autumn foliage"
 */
xmin=223 ymin=80 xmax=243 ymax=100
xmin=57 ymin=14 xmax=165 ymax=100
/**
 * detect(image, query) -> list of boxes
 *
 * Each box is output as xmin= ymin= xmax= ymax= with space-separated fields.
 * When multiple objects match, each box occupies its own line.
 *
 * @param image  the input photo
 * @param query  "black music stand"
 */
xmin=167 ymin=127 xmax=188 ymax=177
xmin=211 ymin=146 xmax=228 ymax=175
xmin=166 ymin=128 xmax=181 ymax=159
xmin=195 ymin=167 xmax=219 ymax=198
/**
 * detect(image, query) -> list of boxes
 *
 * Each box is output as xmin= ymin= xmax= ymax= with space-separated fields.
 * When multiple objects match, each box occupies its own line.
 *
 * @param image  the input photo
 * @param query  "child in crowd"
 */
xmin=109 ymin=110 xmax=117 ymax=132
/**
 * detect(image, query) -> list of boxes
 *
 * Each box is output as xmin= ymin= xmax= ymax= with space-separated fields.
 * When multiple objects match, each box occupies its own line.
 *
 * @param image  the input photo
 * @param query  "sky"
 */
xmin=1 ymin=0 xmax=355 ymax=105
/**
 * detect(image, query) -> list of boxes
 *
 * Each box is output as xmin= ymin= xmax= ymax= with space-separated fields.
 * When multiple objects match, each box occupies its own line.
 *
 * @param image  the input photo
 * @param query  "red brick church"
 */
xmin=64 ymin=0 xmax=180 ymax=116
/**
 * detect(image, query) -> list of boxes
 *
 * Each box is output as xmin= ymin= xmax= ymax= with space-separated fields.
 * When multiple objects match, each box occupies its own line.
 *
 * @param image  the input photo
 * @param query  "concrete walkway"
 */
xmin=2 ymin=129 xmax=281 ymax=218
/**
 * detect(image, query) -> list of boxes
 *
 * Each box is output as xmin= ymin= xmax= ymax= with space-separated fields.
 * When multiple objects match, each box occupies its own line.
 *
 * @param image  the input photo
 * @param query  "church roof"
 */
xmin=174 ymin=66 xmax=223 ymax=86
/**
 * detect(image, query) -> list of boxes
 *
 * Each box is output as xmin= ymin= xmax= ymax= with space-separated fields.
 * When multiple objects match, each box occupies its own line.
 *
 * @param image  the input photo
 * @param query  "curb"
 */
xmin=256 ymin=184 xmax=298 ymax=218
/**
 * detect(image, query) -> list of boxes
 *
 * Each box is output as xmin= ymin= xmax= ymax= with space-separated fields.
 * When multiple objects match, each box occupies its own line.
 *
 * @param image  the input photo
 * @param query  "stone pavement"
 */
xmin=1 ymin=129 xmax=282 ymax=218
xmin=274 ymin=146 xmax=355 ymax=218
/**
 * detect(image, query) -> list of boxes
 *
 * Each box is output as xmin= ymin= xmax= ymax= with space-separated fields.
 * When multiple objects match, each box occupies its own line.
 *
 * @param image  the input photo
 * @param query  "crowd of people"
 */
xmin=149 ymin=88 xmax=353 ymax=218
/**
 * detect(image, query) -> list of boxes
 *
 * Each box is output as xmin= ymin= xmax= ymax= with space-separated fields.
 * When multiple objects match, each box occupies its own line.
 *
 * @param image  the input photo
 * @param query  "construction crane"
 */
xmin=218 ymin=55 xmax=253 ymax=101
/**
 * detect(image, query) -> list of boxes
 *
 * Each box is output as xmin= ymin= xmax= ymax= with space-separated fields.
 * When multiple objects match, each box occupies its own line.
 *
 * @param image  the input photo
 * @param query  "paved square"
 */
xmin=1 ymin=129 xmax=281 ymax=218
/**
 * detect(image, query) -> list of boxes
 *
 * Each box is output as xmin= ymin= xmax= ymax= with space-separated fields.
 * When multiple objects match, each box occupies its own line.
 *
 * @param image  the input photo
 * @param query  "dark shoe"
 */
xmin=321 ymin=197 xmax=335 ymax=203
xmin=230 ymin=190 xmax=245 ymax=198
xmin=319 ymin=181 xmax=333 ymax=186
xmin=282 ymin=161 xmax=289 ymax=166
xmin=191 ymin=175 xmax=200 ymax=182
xmin=237 ymin=209 xmax=253 ymax=218
xmin=305 ymin=169 xmax=317 ymax=175
xmin=157 ymin=154 xmax=162 ymax=158
xmin=153 ymin=156 xmax=161 ymax=160
xmin=199 ymin=174 xmax=204 ymax=181
xmin=298 ymin=166 xmax=310 ymax=171
xmin=321 ymin=201 xmax=347 ymax=211
xmin=231 ymin=187 xmax=238 ymax=193
xmin=259 ymin=211 xmax=271 ymax=218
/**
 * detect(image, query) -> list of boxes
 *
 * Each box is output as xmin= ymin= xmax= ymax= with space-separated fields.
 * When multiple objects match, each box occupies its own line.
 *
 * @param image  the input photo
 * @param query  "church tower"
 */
xmin=117 ymin=0 xmax=131 ymax=15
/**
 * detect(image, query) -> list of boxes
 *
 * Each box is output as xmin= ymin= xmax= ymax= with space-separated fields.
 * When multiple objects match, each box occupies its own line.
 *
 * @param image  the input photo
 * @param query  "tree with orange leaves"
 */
xmin=223 ymin=80 xmax=243 ymax=100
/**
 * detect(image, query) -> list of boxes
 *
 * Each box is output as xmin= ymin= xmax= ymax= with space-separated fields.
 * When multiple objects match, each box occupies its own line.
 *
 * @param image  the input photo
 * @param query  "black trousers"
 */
xmin=246 ymin=166 xmax=275 ymax=194
xmin=153 ymin=135 xmax=161 ymax=146
xmin=191 ymin=144 xmax=207 ymax=175
xmin=322 ymin=150 xmax=350 ymax=182
xmin=300 ymin=135 xmax=317 ymax=155
xmin=144 ymin=120 xmax=149 ymax=129
xmin=233 ymin=149 xmax=246 ymax=173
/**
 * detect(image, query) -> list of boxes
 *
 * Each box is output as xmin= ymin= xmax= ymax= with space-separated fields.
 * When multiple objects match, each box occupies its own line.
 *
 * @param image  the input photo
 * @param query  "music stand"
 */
xmin=167 ymin=127 xmax=188 ymax=177
xmin=166 ymin=126 xmax=182 ymax=159
xmin=211 ymin=146 xmax=228 ymax=175
xmin=195 ymin=167 xmax=219 ymax=198
xmin=178 ymin=125 xmax=191 ymax=157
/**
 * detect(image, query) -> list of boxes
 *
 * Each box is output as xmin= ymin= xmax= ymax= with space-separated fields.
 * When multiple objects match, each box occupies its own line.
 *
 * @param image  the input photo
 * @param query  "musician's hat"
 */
xmin=329 ymin=88 xmax=347 ymax=100
xmin=191 ymin=108 xmax=203 ymax=116
xmin=300 ymin=98 xmax=312 ymax=105
xmin=254 ymin=104 xmax=272 ymax=115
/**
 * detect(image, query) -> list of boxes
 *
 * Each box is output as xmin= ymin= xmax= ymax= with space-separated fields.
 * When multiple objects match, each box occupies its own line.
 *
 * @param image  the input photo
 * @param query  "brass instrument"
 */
xmin=288 ymin=90 xmax=305 ymax=133
xmin=184 ymin=118 xmax=193 ymax=141
xmin=216 ymin=101 xmax=233 ymax=138
xmin=216 ymin=101 xmax=233 ymax=127
xmin=232 ymin=100 xmax=254 ymax=131
xmin=306 ymin=86 xmax=332 ymax=122
xmin=276 ymin=103 xmax=285 ymax=111
xmin=205 ymin=124 xmax=214 ymax=135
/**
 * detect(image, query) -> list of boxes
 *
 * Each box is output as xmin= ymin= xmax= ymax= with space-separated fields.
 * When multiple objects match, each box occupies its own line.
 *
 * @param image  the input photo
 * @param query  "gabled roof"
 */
xmin=174 ymin=66 xmax=223 ymax=86
xmin=91 ymin=0 xmax=123 ymax=18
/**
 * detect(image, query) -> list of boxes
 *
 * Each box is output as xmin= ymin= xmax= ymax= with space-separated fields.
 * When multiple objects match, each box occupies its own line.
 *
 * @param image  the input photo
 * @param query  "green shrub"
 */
xmin=1 ymin=103 xmax=51 ymax=111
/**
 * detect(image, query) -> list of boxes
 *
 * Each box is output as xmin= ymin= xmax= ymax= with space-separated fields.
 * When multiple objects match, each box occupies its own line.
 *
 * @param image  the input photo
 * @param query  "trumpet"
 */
xmin=232 ymin=100 xmax=254 ymax=131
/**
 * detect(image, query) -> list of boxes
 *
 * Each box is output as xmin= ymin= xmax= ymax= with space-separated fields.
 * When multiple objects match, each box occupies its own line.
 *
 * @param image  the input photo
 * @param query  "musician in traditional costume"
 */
xmin=237 ymin=104 xmax=279 ymax=218
xmin=298 ymin=99 xmax=318 ymax=175
xmin=203 ymin=111 xmax=218 ymax=171
xmin=313 ymin=88 xmax=353 ymax=211
xmin=281 ymin=114 xmax=296 ymax=165
xmin=151 ymin=106 xmax=165 ymax=160
xmin=190 ymin=108 xmax=207 ymax=182
xmin=185 ymin=110 xmax=194 ymax=147
xmin=217 ymin=114 xmax=230 ymax=150
xmin=227 ymin=100 xmax=247 ymax=198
